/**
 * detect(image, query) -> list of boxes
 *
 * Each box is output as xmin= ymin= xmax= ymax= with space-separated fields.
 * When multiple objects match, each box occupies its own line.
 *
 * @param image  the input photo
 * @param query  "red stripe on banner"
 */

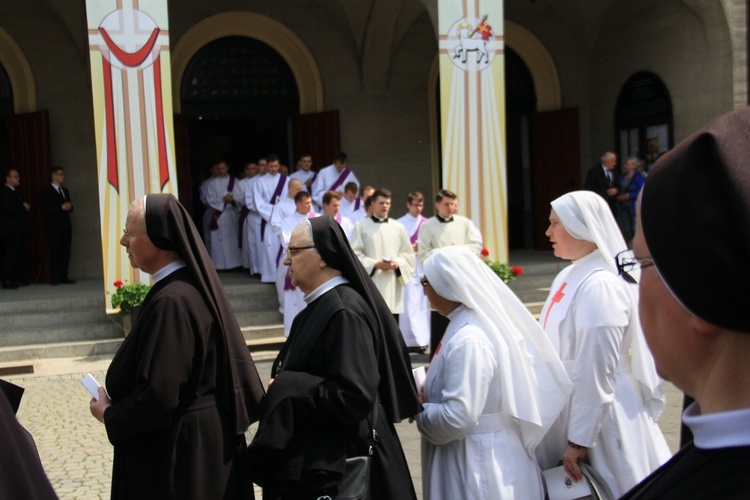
xmin=102 ymin=57 xmax=119 ymax=191
xmin=152 ymin=58 xmax=170 ymax=190
xmin=99 ymin=27 xmax=160 ymax=67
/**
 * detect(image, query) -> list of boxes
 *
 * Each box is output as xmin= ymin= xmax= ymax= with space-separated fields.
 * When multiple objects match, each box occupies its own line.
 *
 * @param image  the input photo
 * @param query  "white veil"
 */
xmin=423 ymin=246 xmax=572 ymax=455
xmin=551 ymin=191 xmax=665 ymax=419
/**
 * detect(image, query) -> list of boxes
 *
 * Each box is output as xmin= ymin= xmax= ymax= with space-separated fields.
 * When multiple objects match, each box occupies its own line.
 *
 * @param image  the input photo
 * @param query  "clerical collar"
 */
xmin=437 ymin=214 xmax=454 ymax=223
xmin=683 ymin=402 xmax=750 ymax=449
xmin=303 ymin=276 xmax=350 ymax=304
xmin=371 ymin=215 xmax=389 ymax=223
xmin=151 ymin=260 xmax=187 ymax=282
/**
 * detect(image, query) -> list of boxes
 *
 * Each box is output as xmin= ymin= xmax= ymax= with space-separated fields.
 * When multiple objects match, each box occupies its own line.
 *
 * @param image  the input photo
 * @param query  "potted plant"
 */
xmin=111 ymin=280 xmax=151 ymax=335
xmin=480 ymin=248 xmax=523 ymax=284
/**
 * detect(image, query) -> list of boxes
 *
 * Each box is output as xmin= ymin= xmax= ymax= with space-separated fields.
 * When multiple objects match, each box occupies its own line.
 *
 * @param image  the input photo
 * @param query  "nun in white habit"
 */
xmin=536 ymin=190 xmax=671 ymax=497
xmin=415 ymin=246 xmax=572 ymax=500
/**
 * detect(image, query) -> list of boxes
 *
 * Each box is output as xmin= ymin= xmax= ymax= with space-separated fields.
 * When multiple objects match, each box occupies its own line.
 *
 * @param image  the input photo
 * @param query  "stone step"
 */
xmin=0 ymin=324 xmax=286 ymax=363
xmin=0 ymin=307 xmax=113 ymax=331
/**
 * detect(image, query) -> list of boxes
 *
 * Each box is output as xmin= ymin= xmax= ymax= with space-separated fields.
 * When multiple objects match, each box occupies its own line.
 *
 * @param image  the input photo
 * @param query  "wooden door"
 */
xmin=173 ymin=113 xmax=192 ymax=212
xmin=6 ymin=110 xmax=52 ymax=282
xmin=292 ymin=111 xmax=340 ymax=170
xmin=530 ymin=108 xmax=580 ymax=250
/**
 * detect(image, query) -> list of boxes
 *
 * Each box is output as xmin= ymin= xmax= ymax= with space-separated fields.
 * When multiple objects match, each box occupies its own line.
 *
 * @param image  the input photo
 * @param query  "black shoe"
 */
xmin=14 ymin=281 xmax=29 ymax=287
xmin=407 ymin=346 xmax=428 ymax=354
xmin=51 ymin=280 xmax=61 ymax=286
xmin=61 ymin=278 xmax=76 ymax=284
xmin=2 ymin=281 xmax=18 ymax=290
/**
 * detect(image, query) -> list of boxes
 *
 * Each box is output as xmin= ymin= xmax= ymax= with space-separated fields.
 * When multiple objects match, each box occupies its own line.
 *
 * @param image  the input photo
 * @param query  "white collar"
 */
xmin=51 ymin=182 xmax=62 ymax=189
xmin=303 ymin=276 xmax=349 ymax=304
xmin=151 ymin=260 xmax=187 ymax=283
xmin=683 ymin=401 xmax=750 ymax=449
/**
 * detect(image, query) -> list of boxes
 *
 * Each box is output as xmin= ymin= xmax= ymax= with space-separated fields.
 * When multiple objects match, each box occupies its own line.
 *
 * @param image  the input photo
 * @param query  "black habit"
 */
xmin=0 ymin=184 xmax=31 ymax=285
xmin=103 ymin=194 xmax=264 ymax=499
xmin=620 ymin=442 xmax=750 ymax=499
xmin=0 ymin=380 xmax=57 ymax=499
xmin=246 ymin=216 xmax=421 ymax=500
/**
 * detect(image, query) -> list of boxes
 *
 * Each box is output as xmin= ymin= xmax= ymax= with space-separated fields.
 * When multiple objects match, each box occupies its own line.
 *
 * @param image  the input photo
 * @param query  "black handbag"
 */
xmin=336 ymin=402 xmax=378 ymax=500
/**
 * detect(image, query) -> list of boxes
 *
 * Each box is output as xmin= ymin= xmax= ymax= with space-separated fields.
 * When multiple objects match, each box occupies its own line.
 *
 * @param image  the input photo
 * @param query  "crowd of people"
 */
xmin=0 ymin=166 xmax=75 ymax=289
xmin=5 ymin=108 xmax=750 ymax=498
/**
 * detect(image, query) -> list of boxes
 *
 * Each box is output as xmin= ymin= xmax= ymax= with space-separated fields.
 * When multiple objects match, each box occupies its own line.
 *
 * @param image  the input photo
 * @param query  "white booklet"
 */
xmin=542 ymin=465 xmax=592 ymax=500
xmin=412 ymin=366 xmax=426 ymax=391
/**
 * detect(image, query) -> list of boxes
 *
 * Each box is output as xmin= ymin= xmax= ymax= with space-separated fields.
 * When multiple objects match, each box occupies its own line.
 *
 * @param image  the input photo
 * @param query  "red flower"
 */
xmin=114 ymin=280 xmax=124 ymax=288
xmin=511 ymin=266 xmax=523 ymax=276
xmin=480 ymin=248 xmax=490 ymax=257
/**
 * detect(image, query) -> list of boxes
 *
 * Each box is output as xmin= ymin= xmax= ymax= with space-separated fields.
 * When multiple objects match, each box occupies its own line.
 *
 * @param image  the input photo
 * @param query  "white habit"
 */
xmin=536 ymin=250 xmax=671 ymax=497
xmin=396 ymin=213 xmax=430 ymax=348
xmin=351 ymin=217 xmax=414 ymax=314
xmin=418 ymin=306 xmax=545 ymax=500
xmin=310 ymin=164 xmax=359 ymax=208
xmin=253 ymin=173 xmax=288 ymax=283
xmin=417 ymin=214 xmax=482 ymax=262
xmin=206 ymin=175 xmax=242 ymax=270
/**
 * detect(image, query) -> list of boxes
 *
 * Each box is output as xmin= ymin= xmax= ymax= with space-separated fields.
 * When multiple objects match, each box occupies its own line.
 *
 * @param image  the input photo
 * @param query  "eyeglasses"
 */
xmin=122 ymin=229 xmax=146 ymax=241
xmin=286 ymin=245 xmax=315 ymax=259
xmin=615 ymin=250 xmax=655 ymax=284
xmin=420 ymin=276 xmax=429 ymax=287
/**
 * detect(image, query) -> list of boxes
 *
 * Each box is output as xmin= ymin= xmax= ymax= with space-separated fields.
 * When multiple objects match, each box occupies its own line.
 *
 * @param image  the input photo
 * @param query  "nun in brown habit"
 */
xmin=245 ymin=216 xmax=422 ymax=499
xmin=90 ymin=194 xmax=265 ymax=499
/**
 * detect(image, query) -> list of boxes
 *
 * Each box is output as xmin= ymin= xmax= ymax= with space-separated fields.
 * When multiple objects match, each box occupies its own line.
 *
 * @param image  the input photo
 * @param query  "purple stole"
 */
xmin=354 ymin=197 xmax=361 ymax=211
xmin=260 ymin=174 xmax=287 ymax=241
xmin=237 ymin=205 xmax=249 ymax=247
xmin=209 ymin=176 xmax=235 ymax=231
xmin=329 ymin=168 xmax=351 ymax=192
xmin=410 ymin=216 xmax=426 ymax=245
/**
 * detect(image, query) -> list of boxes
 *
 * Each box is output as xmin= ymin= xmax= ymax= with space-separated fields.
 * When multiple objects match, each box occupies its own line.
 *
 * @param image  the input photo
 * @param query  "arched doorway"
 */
xmin=615 ymin=71 xmax=673 ymax=171
xmin=180 ymin=35 xmax=300 ymax=177
xmin=0 ymin=62 xmax=14 ymax=165
xmin=505 ymin=47 xmax=537 ymax=249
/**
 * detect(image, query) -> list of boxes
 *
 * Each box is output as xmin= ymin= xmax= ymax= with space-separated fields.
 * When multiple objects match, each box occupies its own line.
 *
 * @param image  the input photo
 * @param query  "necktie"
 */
xmin=57 ymin=186 xmax=64 ymax=199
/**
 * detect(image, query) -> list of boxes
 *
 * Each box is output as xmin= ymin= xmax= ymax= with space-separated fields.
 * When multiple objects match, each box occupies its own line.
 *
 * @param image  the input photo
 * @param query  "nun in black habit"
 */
xmin=246 ymin=216 xmax=422 ymax=499
xmin=90 ymin=194 xmax=265 ymax=499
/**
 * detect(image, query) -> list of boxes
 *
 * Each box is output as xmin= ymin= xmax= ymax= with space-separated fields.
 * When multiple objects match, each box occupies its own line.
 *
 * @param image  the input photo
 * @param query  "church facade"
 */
xmin=0 ymin=0 xmax=744 ymax=280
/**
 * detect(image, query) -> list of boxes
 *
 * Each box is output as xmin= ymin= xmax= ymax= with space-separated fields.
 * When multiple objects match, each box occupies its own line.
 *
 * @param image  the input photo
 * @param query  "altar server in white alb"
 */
xmin=321 ymin=191 xmax=355 ymax=240
xmin=206 ymin=161 xmax=242 ymax=270
xmin=396 ymin=191 xmax=430 ymax=351
xmin=270 ymin=178 xmax=305 ymax=313
xmin=536 ymin=190 xmax=670 ymax=497
xmin=199 ymin=162 xmax=218 ymax=253
xmin=417 ymin=189 xmax=482 ymax=357
xmin=351 ymin=188 xmax=414 ymax=317
xmin=275 ymin=191 xmax=316 ymax=337
xmin=252 ymin=154 xmax=288 ymax=283
xmin=237 ymin=162 xmax=258 ymax=270
xmin=244 ymin=158 xmax=267 ymax=276
xmin=288 ymin=154 xmax=315 ymax=192
xmin=416 ymin=246 xmax=571 ymax=500
xmin=310 ymin=152 xmax=358 ymax=210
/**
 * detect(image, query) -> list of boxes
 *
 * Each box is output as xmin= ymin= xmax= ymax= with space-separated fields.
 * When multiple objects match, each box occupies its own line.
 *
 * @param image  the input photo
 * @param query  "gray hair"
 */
xmin=128 ymin=197 xmax=146 ymax=231
xmin=601 ymin=151 xmax=616 ymax=163
xmin=292 ymin=219 xmax=315 ymax=247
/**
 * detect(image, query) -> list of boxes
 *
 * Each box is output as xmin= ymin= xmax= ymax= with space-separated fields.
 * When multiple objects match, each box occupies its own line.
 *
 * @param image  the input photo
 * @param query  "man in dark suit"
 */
xmin=0 ymin=168 xmax=31 ymax=289
xmin=40 ymin=166 xmax=75 ymax=285
xmin=583 ymin=151 xmax=619 ymax=212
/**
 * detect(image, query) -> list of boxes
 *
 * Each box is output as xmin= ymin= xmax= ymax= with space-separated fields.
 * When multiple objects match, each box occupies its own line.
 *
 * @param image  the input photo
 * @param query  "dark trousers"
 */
xmin=429 ymin=311 xmax=450 ymax=360
xmin=48 ymin=229 xmax=72 ymax=281
xmin=1 ymin=234 xmax=24 ymax=283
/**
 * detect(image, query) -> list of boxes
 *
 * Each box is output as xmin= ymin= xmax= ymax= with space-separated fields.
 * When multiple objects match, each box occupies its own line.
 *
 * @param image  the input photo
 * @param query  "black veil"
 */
xmin=309 ymin=216 xmax=421 ymax=422
xmin=144 ymin=194 xmax=265 ymax=433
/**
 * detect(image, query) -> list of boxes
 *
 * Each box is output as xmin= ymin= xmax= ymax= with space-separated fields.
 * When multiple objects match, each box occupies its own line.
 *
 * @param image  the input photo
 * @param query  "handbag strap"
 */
xmin=365 ymin=397 xmax=378 ymax=456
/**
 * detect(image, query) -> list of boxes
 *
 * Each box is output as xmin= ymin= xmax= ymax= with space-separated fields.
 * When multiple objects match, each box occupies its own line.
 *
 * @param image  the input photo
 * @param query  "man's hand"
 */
xmin=606 ymin=187 xmax=618 ymax=197
xmin=62 ymin=201 xmax=73 ymax=211
xmin=22 ymin=202 xmax=30 ymax=212
xmin=222 ymin=193 xmax=234 ymax=203
xmin=375 ymin=260 xmax=398 ymax=271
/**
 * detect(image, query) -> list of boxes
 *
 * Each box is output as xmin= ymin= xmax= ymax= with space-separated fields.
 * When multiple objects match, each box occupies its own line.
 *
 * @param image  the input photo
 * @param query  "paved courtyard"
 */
xmin=7 ymin=352 xmax=682 ymax=499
